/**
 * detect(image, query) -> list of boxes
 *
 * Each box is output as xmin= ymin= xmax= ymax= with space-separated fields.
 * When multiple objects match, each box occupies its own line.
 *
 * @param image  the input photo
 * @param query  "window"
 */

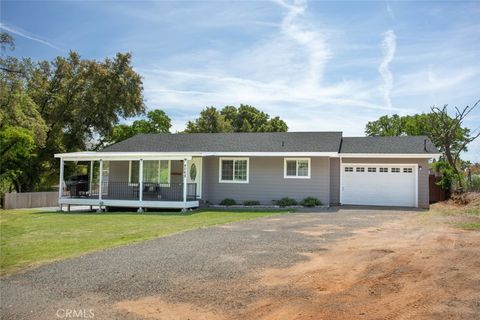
xmin=379 ymin=167 xmax=388 ymax=173
xmin=284 ymin=158 xmax=311 ymax=178
xmin=403 ymin=167 xmax=413 ymax=173
xmin=129 ymin=160 xmax=170 ymax=185
xmin=345 ymin=167 xmax=354 ymax=172
xmin=391 ymin=168 xmax=400 ymax=173
xmin=219 ymin=158 xmax=249 ymax=183
xmin=368 ymin=167 xmax=376 ymax=172
xmin=356 ymin=167 xmax=365 ymax=172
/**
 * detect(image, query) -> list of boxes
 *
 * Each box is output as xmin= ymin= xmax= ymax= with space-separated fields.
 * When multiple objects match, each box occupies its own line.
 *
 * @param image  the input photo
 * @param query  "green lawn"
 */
xmin=0 ymin=209 xmax=288 ymax=275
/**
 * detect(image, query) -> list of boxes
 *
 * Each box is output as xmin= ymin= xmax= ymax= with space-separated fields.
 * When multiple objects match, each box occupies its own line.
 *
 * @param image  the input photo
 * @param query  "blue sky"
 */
xmin=1 ymin=0 xmax=479 ymax=161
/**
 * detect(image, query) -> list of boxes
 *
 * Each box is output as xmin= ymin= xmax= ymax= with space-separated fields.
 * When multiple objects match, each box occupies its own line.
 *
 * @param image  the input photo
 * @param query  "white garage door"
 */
xmin=341 ymin=165 xmax=417 ymax=207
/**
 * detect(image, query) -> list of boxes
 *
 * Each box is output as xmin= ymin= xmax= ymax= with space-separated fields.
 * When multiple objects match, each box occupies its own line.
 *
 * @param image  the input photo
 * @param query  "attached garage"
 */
xmin=340 ymin=164 xmax=417 ymax=207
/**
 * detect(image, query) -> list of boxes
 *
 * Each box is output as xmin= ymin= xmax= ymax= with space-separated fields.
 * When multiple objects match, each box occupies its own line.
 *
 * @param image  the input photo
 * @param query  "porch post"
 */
xmin=89 ymin=160 xmax=94 ymax=195
xmin=58 ymin=157 xmax=64 ymax=211
xmin=98 ymin=159 xmax=103 ymax=201
xmin=182 ymin=158 xmax=188 ymax=211
xmin=138 ymin=159 xmax=144 ymax=213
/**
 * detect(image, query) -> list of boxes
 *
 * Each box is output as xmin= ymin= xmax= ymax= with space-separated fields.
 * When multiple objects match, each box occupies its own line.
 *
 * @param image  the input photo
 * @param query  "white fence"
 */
xmin=3 ymin=192 xmax=58 ymax=209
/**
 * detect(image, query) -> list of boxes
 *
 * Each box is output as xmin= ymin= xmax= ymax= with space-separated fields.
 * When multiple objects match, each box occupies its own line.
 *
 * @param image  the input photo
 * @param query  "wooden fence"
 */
xmin=2 ymin=192 xmax=58 ymax=209
xmin=429 ymin=174 xmax=448 ymax=203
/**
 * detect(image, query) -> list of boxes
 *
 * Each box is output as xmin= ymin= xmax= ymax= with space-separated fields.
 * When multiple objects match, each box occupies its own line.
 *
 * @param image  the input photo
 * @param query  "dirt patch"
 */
xmin=245 ymin=218 xmax=480 ymax=320
xmin=116 ymin=297 xmax=226 ymax=320
xmin=114 ymin=215 xmax=480 ymax=320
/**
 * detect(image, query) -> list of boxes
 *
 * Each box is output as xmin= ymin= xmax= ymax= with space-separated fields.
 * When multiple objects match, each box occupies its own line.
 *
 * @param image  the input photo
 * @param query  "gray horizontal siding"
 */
xmin=203 ymin=156 xmax=330 ymax=205
xmin=341 ymin=158 xmax=430 ymax=208
xmin=109 ymin=161 xmax=129 ymax=182
xmin=329 ymin=158 xmax=340 ymax=205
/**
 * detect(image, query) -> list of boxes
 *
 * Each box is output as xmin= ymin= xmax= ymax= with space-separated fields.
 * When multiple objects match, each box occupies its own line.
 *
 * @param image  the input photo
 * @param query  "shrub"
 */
xmin=220 ymin=198 xmax=236 ymax=206
xmin=276 ymin=197 xmax=298 ymax=207
xmin=243 ymin=200 xmax=260 ymax=206
xmin=300 ymin=197 xmax=322 ymax=207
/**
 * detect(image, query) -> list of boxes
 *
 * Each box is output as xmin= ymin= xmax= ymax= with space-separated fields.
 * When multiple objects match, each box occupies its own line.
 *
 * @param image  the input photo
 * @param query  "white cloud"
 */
xmin=275 ymin=0 xmax=331 ymax=89
xmin=386 ymin=3 xmax=395 ymax=20
xmin=378 ymin=30 xmax=396 ymax=110
xmin=0 ymin=23 xmax=64 ymax=51
xmin=140 ymin=0 xmax=405 ymax=134
xmin=394 ymin=67 xmax=480 ymax=97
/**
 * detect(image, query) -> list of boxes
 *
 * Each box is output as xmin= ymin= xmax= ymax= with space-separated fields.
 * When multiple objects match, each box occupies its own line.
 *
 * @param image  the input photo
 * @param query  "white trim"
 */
xmin=183 ymin=158 xmax=188 ymax=205
xmin=139 ymin=159 xmax=143 ymax=202
xmin=59 ymin=158 xmax=64 ymax=199
xmin=339 ymin=156 xmax=343 ymax=204
xmin=340 ymin=163 xmax=419 ymax=208
xmin=415 ymin=163 xmax=419 ymax=208
xmin=206 ymin=152 xmax=338 ymax=157
xmin=339 ymin=153 xmax=441 ymax=159
xmin=89 ymin=161 xmax=94 ymax=195
xmin=98 ymin=160 xmax=103 ymax=201
xmin=54 ymin=151 xmax=338 ymax=160
xmin=55 ymin=151 xmax=440 ymax=161
xmin=218 ymin=157 xmax=249 ymax=184
xmin=59 ymin=198 xmax=199 ymax=209
xmin=342 ymin=162 xmax=415 ymax=166
xmin=283 ymin=158 xmax=311 ymax=179
xmin=55 ymin=152 xmax=195 ymax=161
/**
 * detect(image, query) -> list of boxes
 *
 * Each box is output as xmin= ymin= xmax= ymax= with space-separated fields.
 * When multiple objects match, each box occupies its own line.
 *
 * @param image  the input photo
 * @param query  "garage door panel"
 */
xmin=341 ymin=166 xmax=416 ymax=207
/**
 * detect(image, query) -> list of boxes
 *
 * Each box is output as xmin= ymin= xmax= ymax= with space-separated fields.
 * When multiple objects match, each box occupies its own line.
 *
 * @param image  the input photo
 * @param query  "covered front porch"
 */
xmin=55 ymin=152 xmax=203 ymax=211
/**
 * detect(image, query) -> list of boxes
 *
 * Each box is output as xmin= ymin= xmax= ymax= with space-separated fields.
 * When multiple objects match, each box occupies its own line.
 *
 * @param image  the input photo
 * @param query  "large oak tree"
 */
xmin=1 ymin=50 xmax=145 ymax=192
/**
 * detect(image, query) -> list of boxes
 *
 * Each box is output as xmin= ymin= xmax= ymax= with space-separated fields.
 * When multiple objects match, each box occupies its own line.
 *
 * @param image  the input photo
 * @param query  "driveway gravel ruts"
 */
xmin=1 ymin=208 xmax=416 ymax=319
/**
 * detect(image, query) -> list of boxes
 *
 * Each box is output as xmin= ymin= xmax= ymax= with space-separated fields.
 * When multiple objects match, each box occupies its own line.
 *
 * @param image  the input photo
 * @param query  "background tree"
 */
xmin=185 ymin=107 xmax=233 ymax=133
xmin=0 ymin=48 xmax=145 ymax=192
xmin=365 ymin=100 xmax=480 ymax=190
xmin=185 ymin=105 xmax=288 ymax=133
xmin=221 ymin=104 xmax=288 ymax=132
xmin=0 ymin=32 xmax=15 ymax=53
xmin=107 ymin=109 xmax=171 ymax=145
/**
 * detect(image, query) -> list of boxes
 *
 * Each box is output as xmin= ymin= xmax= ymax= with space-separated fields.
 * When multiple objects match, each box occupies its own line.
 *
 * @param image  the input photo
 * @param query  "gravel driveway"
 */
xmin=1 ymin=208 xmax=416 ymax=319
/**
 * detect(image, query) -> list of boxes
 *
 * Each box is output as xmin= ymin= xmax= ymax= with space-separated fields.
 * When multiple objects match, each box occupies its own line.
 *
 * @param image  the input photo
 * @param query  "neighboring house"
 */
xmin=55 ymin=132 xmax=440 ymax=211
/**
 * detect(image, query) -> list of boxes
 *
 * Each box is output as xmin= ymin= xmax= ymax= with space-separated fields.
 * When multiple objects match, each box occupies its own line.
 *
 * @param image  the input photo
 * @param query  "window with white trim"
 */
xmin=379 ymin=167 xmax=388 ymax=173
xmin=129 ymin=160 xmax=170 ymax=185
xmin=356 ymin=167 xmax=365 ymax=172
xmin=391 ymin=168 xmax=400 ymax=173
xmin=284 ymin=158 xmax=311 ymax=178
xmin=368 ymin=167 xmax=376 ymax=172
xmin=345 ymin=167 xmax=354 ymax=172
xmin=219 ymin=158 xmax=249 ymax=183
xmin=403 ymin=167 xmax=413 ymax=173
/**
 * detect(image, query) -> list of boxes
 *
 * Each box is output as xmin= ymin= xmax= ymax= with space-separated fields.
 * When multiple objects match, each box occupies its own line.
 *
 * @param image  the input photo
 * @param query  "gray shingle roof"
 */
xmin=340 ymin=136 xmax=438 ymax=154
xmin=101 ymin=132 xmax=439 ymax=154
xmin=102 ymin=132 xmax=343 ymax=153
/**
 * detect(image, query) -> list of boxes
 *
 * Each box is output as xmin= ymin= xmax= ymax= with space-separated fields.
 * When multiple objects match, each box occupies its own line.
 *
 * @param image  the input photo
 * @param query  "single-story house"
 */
xmin=55 ymin=132 xmax=440 ymax=211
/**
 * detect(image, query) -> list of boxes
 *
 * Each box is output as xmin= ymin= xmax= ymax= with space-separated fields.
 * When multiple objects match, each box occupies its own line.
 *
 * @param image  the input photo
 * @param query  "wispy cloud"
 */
xmin=275 ymin=0 xmax=330 ymax=89
xmin=0 ymin=22 xmax=64 ymax=51
xmin=394 ymin=66 xmax=480 ymax=96
xmin=139 ymin=1 xmax=410 ymax=135
xmin=378 ymin=30 xmax=396 ymax=110
xmin=386 ymin=3 xmax=395 ymax=20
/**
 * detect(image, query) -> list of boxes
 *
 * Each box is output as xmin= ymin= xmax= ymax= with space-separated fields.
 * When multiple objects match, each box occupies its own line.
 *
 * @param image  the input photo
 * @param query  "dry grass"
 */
xmin=427 ymin=192 xmax=480 ymax=230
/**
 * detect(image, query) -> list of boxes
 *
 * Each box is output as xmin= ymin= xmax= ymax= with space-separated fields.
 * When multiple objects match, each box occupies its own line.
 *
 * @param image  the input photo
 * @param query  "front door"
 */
xmin=187 ymin=157 xmax=202 ymax=199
